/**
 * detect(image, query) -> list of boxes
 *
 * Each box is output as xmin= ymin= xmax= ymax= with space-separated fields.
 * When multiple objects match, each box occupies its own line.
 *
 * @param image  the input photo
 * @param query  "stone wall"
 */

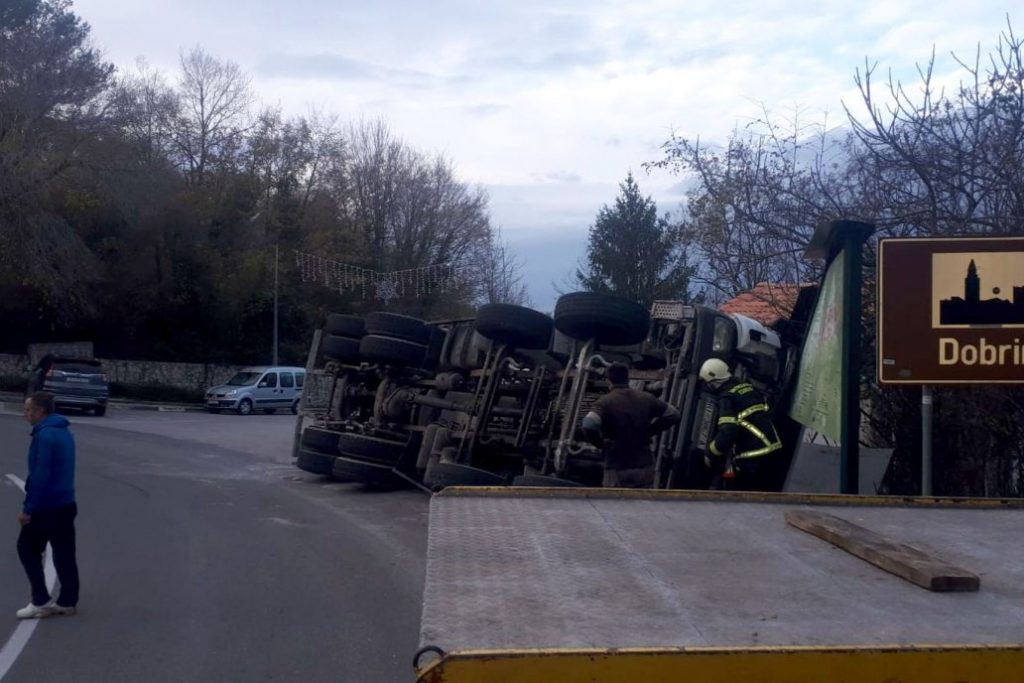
xmin=0 ymin=353 xmax=239 ymax=392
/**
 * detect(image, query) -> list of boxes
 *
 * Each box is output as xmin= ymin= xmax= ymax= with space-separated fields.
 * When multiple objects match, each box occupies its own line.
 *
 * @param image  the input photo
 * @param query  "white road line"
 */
xmin=0 ymin=474 xmax=57 ymax=682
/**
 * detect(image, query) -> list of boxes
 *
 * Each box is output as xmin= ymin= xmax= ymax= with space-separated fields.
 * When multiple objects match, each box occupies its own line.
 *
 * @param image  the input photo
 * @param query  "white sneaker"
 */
xmin=15 ymin=602 xmax=52 ymax=619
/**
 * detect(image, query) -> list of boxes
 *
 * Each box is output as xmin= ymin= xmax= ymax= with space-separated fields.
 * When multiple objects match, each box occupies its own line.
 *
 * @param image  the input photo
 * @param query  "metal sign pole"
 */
xmin=921 ymin=385 xmax=933 ymax=496
xmin=839 ymin=230 xmax=863 ymax=494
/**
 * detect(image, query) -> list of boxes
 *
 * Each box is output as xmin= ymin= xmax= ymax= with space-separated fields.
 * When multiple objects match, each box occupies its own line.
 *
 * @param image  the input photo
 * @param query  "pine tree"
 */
xmin=576 ymin=172 xmax=694 ymax=306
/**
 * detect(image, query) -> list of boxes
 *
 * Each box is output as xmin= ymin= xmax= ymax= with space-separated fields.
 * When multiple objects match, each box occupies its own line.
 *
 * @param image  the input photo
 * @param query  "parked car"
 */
xmin=33 ymin=356 xmax=110 ymax=416
xmin=204 ymin=366 xmax=306 ymax=415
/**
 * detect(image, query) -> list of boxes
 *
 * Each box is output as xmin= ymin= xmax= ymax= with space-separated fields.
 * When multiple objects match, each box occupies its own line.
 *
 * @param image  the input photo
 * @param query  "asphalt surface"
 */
xmin=0 ymin=406 xmax=429 ymax=682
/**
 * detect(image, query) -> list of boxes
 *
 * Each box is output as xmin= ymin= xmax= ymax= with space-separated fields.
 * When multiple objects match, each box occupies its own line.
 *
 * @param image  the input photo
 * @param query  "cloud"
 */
xmin=255 ymin=51 xmax=441 ymax=87
xmin=463 ymin=103 xmax=509 ymax=117
xmin=533 ymin=171 xmax=583 ymax=184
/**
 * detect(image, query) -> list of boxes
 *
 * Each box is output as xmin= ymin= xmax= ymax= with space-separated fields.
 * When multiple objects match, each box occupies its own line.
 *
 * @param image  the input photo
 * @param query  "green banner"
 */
xmin=789 ymin=250 xmax=845 ymax=441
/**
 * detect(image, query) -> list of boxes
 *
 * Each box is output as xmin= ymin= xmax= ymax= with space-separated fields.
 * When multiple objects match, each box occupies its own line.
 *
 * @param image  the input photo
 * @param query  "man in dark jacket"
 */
xmin=581 ymin=363 xmax=680 ymax=488
xmin=16 ymin=391 xmax=79 ymax=619
xmin=699 ymin=359 xmax=783 ymax=491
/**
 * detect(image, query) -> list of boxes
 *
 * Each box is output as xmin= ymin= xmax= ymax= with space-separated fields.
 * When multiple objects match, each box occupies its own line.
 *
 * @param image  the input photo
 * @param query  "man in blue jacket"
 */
xmin=16 ymin=392 xmax=79 ymax=619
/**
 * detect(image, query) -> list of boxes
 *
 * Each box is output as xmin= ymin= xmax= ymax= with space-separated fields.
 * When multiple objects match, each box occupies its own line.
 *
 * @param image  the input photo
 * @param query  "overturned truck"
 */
xmin=292 ymin=290 xmax=806 ymax=491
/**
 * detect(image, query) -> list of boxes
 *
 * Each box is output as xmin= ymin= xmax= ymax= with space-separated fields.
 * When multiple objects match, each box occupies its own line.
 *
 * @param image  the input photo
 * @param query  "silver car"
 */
xmin=204 ymin=366 xmax=306 ymax=415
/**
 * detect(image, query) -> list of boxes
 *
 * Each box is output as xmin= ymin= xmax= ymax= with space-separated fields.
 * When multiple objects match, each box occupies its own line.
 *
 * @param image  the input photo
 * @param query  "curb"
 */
xmin=0 ymin=392 xmax=205 ymax=414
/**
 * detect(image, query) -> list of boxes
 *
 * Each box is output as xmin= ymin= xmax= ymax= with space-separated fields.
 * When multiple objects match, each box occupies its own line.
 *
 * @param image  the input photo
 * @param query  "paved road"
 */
xmin=0 ymin=407 xmax=429 ymax=682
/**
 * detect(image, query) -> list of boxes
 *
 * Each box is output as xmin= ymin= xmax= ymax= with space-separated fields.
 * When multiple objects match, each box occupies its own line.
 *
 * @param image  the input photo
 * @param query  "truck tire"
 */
xmin=360 ymin=334 xmax=427 ymax=367
xmin=475 ymin=304 xmax=554 ymax=350
xmin=553 ymin=292 xmax=651 ymax=346
xmin=512 ymin=474 xmax=583 ymax=487
xmin=336 ymin=432 xmax=407 ymax=465
xmin=301 ymin=426 xmax=342 ymax=454
xmin=331 ymin=455 xmax=407 ymax=489
xmin=364 ymin=312 xmax=430 ymax=345
xmin=324 ymin=314 xmax=366 ymax=338
xmin=423 ymin=461 xmax=508 ymax=491
xmin=322 ymin=334 xmax=361 ymax=363
xmin=421 ymin=327 xmax=447 ymax=372
xmin=296 ymin=448 xmax=336 ymax=476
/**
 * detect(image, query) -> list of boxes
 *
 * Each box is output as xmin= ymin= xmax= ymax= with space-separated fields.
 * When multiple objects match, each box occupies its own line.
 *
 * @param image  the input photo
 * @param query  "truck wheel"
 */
xmin=423 ymin=461 xmax=508 ymax=491
xmin=475 ymin=303 xmax=554 ymax=350
xmin=237 ymin=398 xmax=254 ymax=416
xmin=324 ymin=314 xmax=366 ymax=338
xmin=301 ymin=426 xmax=342 ymax=454
xmin=322 ymin=334 xmax=361 ymax=363
xmin=512 ymin=474 xmax=583 ymax=487
xmin=359 ymin=334 xmax=427 ymax=367
xmin=296 ymin=448 xmax=336 ymax=476
xmin=365 ymin=312 xmax=430 ymax=345
xmin=331 ymin=455 xmax=407 ymax=489
xmin=420 ymin=327 xmax=447 ymax=372
xmin=337 ymin=432 xmax=407 ymax=465
xmin=554 ymin=292 xmax=651 ymax=346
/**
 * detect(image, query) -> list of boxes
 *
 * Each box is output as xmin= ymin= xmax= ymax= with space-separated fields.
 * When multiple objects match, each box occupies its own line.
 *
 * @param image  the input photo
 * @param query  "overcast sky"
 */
xmin=73 ymin=0 xmax=1015 ymax=309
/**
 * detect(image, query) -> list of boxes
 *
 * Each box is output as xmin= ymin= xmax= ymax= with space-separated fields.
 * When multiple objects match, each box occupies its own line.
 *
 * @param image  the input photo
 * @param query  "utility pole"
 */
xmin=273 ymin=243 xmax=279 ymax=366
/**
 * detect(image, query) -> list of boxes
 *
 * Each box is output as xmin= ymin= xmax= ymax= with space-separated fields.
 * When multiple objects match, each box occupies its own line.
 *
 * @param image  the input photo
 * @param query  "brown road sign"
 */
xmin=879 ymin=236 xmax=1024 ymax=384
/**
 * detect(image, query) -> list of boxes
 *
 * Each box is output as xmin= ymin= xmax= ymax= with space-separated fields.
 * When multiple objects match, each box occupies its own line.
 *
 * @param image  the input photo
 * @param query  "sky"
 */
xmin=72 ymin=0 xmax=1017 ymax=310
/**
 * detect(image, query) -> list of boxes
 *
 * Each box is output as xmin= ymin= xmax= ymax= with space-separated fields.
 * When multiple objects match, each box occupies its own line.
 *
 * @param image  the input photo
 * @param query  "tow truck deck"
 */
xmin=415 ymin=488 xmax=1024 ymax=682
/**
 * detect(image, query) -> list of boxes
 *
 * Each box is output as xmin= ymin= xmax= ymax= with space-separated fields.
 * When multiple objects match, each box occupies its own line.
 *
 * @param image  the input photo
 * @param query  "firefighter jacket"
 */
xmin=708 ymin=379 xmax=782 ymax=461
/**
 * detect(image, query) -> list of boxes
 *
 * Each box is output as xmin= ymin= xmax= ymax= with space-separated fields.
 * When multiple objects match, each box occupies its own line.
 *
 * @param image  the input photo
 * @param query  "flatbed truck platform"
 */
xmin=415 ymin=488 xmax=1024 ymax=682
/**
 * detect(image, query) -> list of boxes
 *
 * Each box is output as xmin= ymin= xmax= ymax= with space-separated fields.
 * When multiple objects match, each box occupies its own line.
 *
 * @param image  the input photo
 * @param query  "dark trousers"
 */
xmin=731 ymin=453 xmax=783 ymax=492
xmin=17 ymin=502 xmax=79 ymax=607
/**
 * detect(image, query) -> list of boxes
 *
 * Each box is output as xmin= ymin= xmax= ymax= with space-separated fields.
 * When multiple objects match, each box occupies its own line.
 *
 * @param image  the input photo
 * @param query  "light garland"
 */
xmin=293 ymin=250 xmax=456 ymax=303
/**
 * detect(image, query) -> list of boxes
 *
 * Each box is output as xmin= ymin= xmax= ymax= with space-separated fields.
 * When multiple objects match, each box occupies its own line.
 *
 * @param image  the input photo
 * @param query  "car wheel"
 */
xmin=291 ymin=399 xmax=301 ymax=415
xmin=94 ymin=406 xmax=107 ymax=417
xmin=237 ymin=398 xmax=254 ymax=416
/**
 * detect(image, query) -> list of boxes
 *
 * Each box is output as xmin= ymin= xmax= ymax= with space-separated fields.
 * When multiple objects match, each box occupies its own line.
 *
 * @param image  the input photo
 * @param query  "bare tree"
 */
xmin=173 ymin=46 xmax=253 ymax=186
xmin=654 ymin=20 xmax=1024 ymax=496
xmin=474 ymin=227 xmax=530 ymax=306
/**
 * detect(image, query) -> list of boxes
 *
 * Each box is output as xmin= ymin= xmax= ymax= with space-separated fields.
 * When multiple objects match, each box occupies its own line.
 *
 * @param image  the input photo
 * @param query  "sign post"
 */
xmin=791 ymin=220 xmax=875 ymax=494
xmin=921 ymin=385 xmax=933 ymax=496
xmin=878 ymin=236 xmax=1024 ymax=495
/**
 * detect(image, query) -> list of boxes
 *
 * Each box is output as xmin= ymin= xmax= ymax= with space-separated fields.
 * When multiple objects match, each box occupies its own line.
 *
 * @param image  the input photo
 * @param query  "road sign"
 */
xmin=878 ymin=236 xmax=1024 ymax=384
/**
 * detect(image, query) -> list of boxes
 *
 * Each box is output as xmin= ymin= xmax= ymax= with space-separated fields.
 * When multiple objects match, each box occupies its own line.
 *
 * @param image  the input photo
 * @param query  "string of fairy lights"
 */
xmin=293 ymin=249 xmax=457 ymax=303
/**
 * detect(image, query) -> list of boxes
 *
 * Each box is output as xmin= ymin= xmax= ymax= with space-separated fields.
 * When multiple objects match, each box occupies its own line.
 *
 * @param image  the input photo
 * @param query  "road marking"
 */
xmin=0 ymin=474 xmax=57 ymax=682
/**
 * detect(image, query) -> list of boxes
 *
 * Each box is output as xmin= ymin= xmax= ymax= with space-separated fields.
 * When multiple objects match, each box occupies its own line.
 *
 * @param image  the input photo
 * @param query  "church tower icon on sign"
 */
xmin=938 ymin=255 xmax=1024 ymax=326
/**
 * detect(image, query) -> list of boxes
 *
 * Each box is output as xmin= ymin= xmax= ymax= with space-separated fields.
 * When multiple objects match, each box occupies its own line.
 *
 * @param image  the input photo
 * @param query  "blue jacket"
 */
xmin=24 ymin=414 xmax=76 ymax=515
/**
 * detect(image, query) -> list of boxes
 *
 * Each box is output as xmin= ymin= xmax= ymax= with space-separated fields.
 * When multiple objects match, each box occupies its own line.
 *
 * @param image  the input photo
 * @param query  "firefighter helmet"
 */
xmin=699 ymin=358 xmax=731 ymax=384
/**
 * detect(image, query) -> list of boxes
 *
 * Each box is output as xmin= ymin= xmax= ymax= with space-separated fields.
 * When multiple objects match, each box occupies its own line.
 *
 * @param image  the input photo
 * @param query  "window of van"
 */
xmin=280 ymin=372 xmax=294 ymax=388
xmin=295 ymin=372 xmax=305 ymax=388
xmin=261 ymin=372 xmax=278 ymax=388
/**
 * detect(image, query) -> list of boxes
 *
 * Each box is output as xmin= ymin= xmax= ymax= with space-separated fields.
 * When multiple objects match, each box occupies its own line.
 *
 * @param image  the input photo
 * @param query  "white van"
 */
xmin=204 ymin=366 xmax=306 ymax=415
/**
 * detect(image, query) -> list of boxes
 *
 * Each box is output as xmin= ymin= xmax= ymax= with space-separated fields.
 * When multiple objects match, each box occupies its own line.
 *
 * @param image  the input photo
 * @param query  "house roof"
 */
xmin=719 ymin=283 xmax=811 ymax=327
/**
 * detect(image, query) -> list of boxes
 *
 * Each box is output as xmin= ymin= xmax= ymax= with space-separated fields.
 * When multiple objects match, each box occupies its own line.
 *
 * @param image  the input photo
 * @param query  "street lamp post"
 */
xmin=273 ymin=243 xmax=279 ymax=366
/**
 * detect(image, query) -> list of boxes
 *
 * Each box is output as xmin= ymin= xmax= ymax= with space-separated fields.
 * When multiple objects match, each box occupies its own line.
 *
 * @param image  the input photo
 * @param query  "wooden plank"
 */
xmin=785 ymin=510 xmax=980 ymax=592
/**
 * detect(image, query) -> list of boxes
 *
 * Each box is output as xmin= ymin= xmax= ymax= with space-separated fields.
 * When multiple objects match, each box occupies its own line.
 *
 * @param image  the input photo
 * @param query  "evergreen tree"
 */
xmin=576 ymin=172 xmax=694 ymax=306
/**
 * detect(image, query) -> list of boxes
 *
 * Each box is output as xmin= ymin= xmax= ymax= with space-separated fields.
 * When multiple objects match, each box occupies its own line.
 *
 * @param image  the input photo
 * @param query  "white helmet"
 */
xmin=699 ymin=358 xmax=731 ymax=384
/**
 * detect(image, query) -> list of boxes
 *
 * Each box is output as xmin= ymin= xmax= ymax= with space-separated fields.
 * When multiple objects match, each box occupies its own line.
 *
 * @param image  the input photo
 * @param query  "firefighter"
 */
xmin=699 ymin=358 xmax=783 ymax=492
xmin=581 ymin=362 xmax=680 ymax=488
